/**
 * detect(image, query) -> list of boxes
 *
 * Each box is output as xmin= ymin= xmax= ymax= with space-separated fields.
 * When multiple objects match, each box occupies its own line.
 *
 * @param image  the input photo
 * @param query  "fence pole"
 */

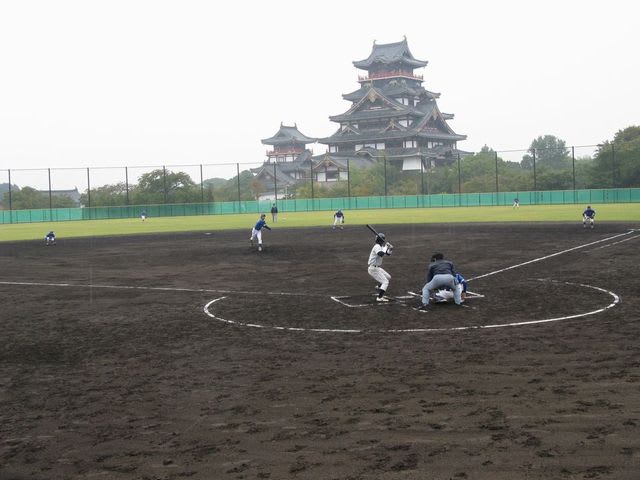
xmin=310 ymin=160 xmax=314 ymax=209
xmin=86 ymin=168 xmax=91 ymax=208
xmin=383 ymin=156 xmax=388 ymax=199
xmin=457 ymin=153 xmax=462 ymax=206
xmin=200 ymin=164 xmax=204 ymax=203
xmin=532 ymin=148 xmax=537 ymax=191
xmin=8 ymin=169 xmax=12 ymax=212
xmin=163 ymin=166 xmax=168 ymax=204
xmin=494 ymin=151 xmax=499 ymax=201
xmin=612 ymin=143 xmax=616 ymax=188
xmin=273 ymin=163 xmax=278 ymax=203
xmin=572 ymin=146 xmax=576 ymax=196
xmin=236 ymin=163 xmax=241 ymax=212
xmin=48 ymin=168 xmax=53 ymax=210
xmin=420 ymin=158 xmax=424 ymax=195
xmin=347 ymin=158 xmax=351 ymax=209
xmin=125 ymin=167 xmax=130 ymax=205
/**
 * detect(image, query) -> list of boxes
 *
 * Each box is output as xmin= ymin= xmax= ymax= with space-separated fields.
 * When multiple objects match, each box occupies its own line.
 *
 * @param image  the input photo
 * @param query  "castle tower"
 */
xmin=319 ymin=38 xmax=466 ymax=170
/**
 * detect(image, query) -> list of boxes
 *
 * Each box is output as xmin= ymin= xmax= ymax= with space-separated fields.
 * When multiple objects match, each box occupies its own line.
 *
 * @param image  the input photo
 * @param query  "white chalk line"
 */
xmin=0 ymin=280 xmax=325 ymax=297
xmin=203 ymin=280 xmax=620 ymax=333
xmin=468 ymin=230 xmax=636 ymax=281
xmin=586 ymin=234 xmax=640 ymax=252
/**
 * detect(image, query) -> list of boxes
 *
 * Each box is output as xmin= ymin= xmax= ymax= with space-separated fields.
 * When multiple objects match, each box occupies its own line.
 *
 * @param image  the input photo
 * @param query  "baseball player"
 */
xmin=140 ymin=210 xmax=147 ymax=221
xmin=249 ymin=213 xmax=272 ymax=252
xmin=45 ymin=231 xmax=56 ymax=246
xmin=433 ymin=272 xmax=467 ymax=303
xmin=583 ymin=205 xmax=596 ymax=228
xmin=512 ymin=197 xmax=520 ymax=208
xmin=418 ymin=253 xmax=462 ymax=310
xmin=333 ymin=209 xmax=345 ymax=229
xmin=368 ymin=233 xmax=393 ymax=302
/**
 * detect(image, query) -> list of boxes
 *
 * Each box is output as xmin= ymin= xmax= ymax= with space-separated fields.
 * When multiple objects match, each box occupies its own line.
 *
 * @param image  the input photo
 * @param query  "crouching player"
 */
xmin=433 ymin=272 xmax=467 ymax=303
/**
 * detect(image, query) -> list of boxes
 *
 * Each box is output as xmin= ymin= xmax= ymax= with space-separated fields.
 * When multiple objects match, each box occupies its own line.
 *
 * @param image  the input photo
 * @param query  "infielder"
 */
xmin=45 ymin=231 xmax=56 ymax=246
xmin=368 ymin=233 xmax=393 ymax=302
xmin=333 ymin=209 xmax=345 ymax=229
xmin=419 ymin=253 xmax=461 ymax=310
xmin=250 ymin=213 xmax=272 ymax=252
xmin=583 ymin=205 xmax=596 ymax=228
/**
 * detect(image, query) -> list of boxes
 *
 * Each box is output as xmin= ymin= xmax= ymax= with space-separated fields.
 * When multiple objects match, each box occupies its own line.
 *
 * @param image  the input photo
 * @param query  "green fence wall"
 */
xmin=2 ymin=188 xmax=639 ymax=224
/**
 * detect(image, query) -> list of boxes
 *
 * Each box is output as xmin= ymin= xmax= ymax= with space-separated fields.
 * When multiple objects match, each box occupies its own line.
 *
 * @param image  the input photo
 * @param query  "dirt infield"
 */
xmin=1 ymin=222 xmax=639 ymax=479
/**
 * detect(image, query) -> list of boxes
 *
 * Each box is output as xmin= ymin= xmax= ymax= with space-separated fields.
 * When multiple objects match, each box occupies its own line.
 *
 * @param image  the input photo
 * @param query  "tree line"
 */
xmin=2 ymin=126 xmax=638 ymax=210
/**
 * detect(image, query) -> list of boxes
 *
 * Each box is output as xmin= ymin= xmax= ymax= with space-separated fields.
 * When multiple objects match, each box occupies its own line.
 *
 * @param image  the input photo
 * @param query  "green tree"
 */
xmin=80 ymin=182 xmax=129 ymax=207
xmin=3 ymin=187 xmax=48 ymax=209
xmin=131 ymin=169 xmax=199 ymax=204
xmin=591 ymin=126 xmax=640 ymax=188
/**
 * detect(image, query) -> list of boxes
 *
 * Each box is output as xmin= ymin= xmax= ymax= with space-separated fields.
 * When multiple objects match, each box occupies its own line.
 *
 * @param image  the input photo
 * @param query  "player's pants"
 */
xmin=333 ymin=217 xmax=344 ymax=227
xmin=423 ymin=274 xmax=461 ymax=305
xmin=272 ymin=213 xmax=277 ymax=222
xmin=250 ymin=228 xmax=263 ymax=245
xmin=368 ymin=265 xmax=391 ymax=292
xmin=434 ymin=285 xmax=465 ymax=303
xmin=583 ymin=216 xmax=594 ymax=227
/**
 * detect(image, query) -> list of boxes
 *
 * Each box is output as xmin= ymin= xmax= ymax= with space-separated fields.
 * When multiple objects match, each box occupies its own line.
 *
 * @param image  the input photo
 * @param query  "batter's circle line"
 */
xmin=203 ymin=280 xmax=620 ymax=334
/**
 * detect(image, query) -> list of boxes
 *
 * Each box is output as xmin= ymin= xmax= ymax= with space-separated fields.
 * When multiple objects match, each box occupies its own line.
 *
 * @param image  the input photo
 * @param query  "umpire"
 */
xmin=419 ymin=253 xmax=462 ymax=310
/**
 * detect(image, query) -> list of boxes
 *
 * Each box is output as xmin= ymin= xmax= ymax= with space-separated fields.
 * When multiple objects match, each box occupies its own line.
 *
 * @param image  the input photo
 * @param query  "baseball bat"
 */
xmin=366 ymin=224 xmax=380 ymax=237
xmin=367 ymin=224 xmax=393 ymax=249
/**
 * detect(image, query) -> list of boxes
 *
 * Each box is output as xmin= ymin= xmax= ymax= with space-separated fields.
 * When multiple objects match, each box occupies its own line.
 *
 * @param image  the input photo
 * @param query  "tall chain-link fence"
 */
xmin=1 ymin=142 xmax=637 ymax=213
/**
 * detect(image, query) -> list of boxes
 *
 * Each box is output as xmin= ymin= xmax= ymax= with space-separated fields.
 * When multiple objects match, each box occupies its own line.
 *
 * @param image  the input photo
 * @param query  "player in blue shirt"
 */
xmin=249 ymin=213 xmax=272 ymax=252
xmin=333 ymin=209 xmax=345 ymax=229
xmin=583 ymin=205 xmax=596 ymax=229
xmin=45 ymin=231 xmax=56 ymax=246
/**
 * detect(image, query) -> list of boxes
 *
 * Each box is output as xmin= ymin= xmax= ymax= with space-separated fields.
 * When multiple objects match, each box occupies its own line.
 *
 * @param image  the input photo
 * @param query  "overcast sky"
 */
xmin=0 ymin=0 xmax=638 ymax=188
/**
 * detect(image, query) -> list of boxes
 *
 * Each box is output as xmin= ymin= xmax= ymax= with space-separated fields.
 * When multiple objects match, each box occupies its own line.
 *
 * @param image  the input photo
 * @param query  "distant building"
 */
xmin=252 ymin=38 xmax=466 ymax=199
xmin=320 ymin=37 xmax=466 ymax=171
xmin=251 ymin=123 xmax=317 ymax=199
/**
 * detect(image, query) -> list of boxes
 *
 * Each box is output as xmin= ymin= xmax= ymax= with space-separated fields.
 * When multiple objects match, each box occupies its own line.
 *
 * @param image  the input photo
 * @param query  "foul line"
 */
xmin=0 ymin=280 xmax=324 ymax=297
xmin=468 ymin=230 xmax=636 ymax=281
xmin=587 ymin=234 xmax=640 ymax=252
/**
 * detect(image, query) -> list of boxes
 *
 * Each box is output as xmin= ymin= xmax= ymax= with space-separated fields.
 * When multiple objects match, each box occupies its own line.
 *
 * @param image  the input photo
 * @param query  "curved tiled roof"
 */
xmin=353 ymin=38 xmax=428 ymax=70
xmin=261 ymin=124 xmax=317 ymax=146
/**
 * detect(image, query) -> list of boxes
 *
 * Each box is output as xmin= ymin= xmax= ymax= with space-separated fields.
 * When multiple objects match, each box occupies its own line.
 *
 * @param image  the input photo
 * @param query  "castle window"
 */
xmin=403 ymin=140 xmax=417 ymax=148
xmin=329 ymin=145 xmax=338 ymax=153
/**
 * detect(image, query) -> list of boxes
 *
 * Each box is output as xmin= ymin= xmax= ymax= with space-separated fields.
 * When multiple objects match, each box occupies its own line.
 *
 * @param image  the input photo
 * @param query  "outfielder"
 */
xmin=333 ymin=209 xmax=345 ymax=229
xmin=250 ymin=213 xmax=272 ymax=252
xmin=583 ymin=205 xmax=596 ymax=228
xmin=368 ymin=233 xmax=393 ymax=302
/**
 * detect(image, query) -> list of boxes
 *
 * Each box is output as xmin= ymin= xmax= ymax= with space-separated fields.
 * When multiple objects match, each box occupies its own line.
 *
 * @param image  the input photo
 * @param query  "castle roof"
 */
xmin=353 ymin=38 xmax=428 ymax=70
xmin=261 ymin=123 xmax=317 ymax=146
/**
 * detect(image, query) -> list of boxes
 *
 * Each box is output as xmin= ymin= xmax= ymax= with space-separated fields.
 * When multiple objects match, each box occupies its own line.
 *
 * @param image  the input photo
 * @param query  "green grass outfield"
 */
xmin=1 ymin=204 xmax=639 ymax=242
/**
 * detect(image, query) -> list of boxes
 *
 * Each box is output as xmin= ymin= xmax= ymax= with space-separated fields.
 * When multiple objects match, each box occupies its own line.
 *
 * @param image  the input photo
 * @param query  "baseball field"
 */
xmin=1 ymin=207 xmax=640 ymax=479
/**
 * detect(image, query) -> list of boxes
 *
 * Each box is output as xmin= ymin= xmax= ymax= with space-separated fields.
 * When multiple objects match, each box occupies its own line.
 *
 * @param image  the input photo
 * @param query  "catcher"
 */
xmin=418 ymin=252 xmax=462 ymax=310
